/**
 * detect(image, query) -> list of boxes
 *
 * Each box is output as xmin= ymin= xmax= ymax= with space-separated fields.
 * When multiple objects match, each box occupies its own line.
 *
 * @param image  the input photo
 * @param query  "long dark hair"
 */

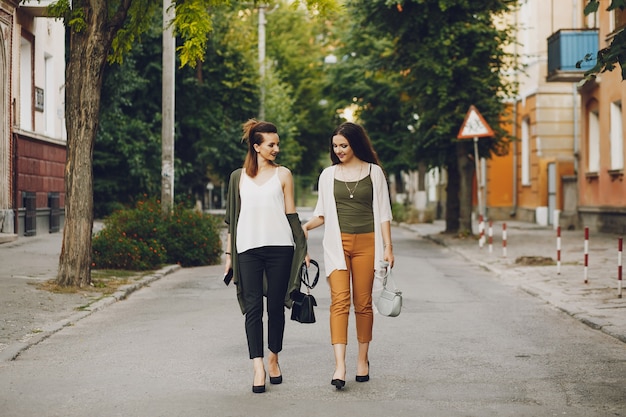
xmin=241 ymin=119 xmax=278 ymax=177
xmin=330 ymin=122 xmax=381 ymax=166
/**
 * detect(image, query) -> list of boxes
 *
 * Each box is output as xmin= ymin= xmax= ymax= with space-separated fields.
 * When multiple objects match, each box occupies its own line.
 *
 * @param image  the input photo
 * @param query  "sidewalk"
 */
xmin=0 ymin=230 xmax=180 ymax=362
xmin=405 ymin=219 xmax=626 ymax=343
xmin=1 ymin=216 xmax=625 ymax=362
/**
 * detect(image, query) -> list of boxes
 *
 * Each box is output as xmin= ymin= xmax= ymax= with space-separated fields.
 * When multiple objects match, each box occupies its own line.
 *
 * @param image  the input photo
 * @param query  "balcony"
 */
xmin=19 ymin=0 xmax=56 ymax=17
xmin=547 ymin=29 xmax=599 ymax=82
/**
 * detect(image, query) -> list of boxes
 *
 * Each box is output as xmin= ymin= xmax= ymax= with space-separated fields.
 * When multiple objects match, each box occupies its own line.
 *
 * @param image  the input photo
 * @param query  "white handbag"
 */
xmin=375 ymin=261 xmax=402 ymax=317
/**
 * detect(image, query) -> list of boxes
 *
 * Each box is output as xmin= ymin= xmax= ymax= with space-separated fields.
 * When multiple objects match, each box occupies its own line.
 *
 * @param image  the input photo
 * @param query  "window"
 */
xmin=588 ymin=109 xmax=600 ymax=173
xmin=44 ymin=54 xmax=54 ymax=134
xmin=521 ymin=118 xmax=530 ymax=185
xmin=610 ymin=101 xmax=624 ymax=171
xmin=585 ymin=9 xmax=597 ymax=28
xmin=614 ymin=8 xmax=626 ymax=32
xmin=19 ymin=35 xmax=33 ymax=131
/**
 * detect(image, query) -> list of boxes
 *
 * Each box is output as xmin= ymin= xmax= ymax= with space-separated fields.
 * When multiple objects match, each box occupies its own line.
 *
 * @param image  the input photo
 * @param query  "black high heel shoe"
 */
xmin=269 ymin=363 xmax=282 ymax=385
xmin=252 ymin=371 xmax=266 ymax=393
xmin=331 ymin=378 xmax=346 ymax=390
xmin=355 ymin=361 xmax=369 ymax=382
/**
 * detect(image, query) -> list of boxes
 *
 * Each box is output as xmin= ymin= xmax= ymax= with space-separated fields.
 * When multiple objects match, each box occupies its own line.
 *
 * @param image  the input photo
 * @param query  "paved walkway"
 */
xmin=1 ymin=216 xmax=625 ymax=362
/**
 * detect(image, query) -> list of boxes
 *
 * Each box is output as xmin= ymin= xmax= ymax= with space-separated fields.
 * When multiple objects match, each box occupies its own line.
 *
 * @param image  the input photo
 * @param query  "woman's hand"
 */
xmin=304 ymin=253 xmax=311 ymax=267
xmin=302 ymin=216 xmax=324 ymax=239
xmin=384 ymin=245 xmax=395 ymax=269
xmin=224 ymin=254 xmax=232 ymax=275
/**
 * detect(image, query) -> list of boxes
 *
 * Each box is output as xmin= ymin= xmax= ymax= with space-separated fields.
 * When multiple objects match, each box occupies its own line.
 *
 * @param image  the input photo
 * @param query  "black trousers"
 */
xmin=238 ymin=246 xmax=294 ymax=359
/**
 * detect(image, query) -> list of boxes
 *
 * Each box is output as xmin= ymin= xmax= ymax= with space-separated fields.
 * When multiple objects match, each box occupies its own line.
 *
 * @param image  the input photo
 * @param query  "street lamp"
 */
xmin=206 ymin=182 xmax=214 ymax=211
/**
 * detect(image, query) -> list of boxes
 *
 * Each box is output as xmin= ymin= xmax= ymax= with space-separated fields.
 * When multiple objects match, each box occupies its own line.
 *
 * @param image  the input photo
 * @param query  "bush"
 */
xmin=392 ymin=202 xmax=408 ymax=223
xmin=159 ymin=208 xmax=222 ymax=267
xmin=391 ymin=202 xmax=435 ymax=224
xmin=92 ymin=228 xmax=166 ymax=270
xmin=92 ymin=197 xmax=222 ymax=270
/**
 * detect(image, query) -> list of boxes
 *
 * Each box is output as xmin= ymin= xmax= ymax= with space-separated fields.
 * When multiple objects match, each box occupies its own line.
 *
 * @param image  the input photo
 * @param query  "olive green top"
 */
xmin=334 ymin=175 xmax=374 ymax=234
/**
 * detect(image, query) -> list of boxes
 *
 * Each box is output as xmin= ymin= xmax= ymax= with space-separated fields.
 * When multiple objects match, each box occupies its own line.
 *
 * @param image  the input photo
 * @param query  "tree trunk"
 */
xmin=444 ymin=152 xmax=460 ymax=234
xmin=56 ymin=2 xmax=116 ymax=287
xmin=457 ymin=141 xmax=475 ymax=236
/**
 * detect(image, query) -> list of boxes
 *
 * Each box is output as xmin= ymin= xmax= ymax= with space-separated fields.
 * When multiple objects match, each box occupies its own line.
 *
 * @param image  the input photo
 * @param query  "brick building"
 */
xmin=0 ymin=0 xmax=66 ymax=240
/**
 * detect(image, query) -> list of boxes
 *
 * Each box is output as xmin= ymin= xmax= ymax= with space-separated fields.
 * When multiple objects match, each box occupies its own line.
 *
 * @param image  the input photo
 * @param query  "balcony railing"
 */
xmin=547 ymin=29 xmax=599 ymax=82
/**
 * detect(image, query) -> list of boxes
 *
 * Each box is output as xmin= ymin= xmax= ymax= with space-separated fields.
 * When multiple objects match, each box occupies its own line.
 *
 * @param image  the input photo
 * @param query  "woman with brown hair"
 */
xmin=224 ymin=119 xmax=307 ymax=393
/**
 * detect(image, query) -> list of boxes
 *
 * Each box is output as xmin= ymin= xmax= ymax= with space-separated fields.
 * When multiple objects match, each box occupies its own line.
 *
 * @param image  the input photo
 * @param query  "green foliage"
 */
xmin=90 ymin=0 xmax=342 ymax=216
xmin=391 ymin=202 xmax=408 ymax=223
xmin=109 ymin=0 xmax=161 ymax=64
xmin=322 ymin=0 xmax=518 ymax=233
xmin=263 ymin=69 xmax=303 ymax=170
xmin=174 ymin=0 xmax=214 ymax=67
xmin=158 ymin=206 xmax=223 ymax=267
xmin=92 ymin=197 xmax=223 ymax=270
xmin=48 ymin=0 xmax=87 ymax=32
xmin=94 ymin=14 xmax=163 ymax=218
xmin=174 ymin=5 xmax=259 ymax=198
xmin=92 ymin=198 xmax=167 ymax=270
xmin=265 ymin=1 xmax=340 ymax=174
xmin=326 ymin=0 xmax=518 ymax=171
xmin=321 ymin=9 xmax=412 ymax=174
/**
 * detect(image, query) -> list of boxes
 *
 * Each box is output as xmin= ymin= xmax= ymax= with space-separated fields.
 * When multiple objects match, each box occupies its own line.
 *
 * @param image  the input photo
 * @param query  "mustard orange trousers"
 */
xmin=328 ymin=232 xmax=375 ymax=345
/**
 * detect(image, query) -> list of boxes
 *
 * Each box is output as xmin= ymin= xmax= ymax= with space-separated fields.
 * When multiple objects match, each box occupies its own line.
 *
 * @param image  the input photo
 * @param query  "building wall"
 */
xmin=577 ymin=5 xmax=626 ymax=233
xmin=0 ymin=1 xmax=16 ymax=233
xmin=4 ymin=4 xmax=66 ymax=236
xmin=501 ymin=0 xmax=582 ymax=226
xmin=485 ymin=104 xmax=514 ymax=221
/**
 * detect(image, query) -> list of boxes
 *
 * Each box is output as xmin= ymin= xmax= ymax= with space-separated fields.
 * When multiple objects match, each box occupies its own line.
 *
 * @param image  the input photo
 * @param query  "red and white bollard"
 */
xmin=556 ymin=226 xmax=561 ymax=275
xmin=618 ymin=237 xmax=623 ymax=299
xmin=502 ymin=222 xmax=507 ymax=258
xmin=584 ymin=227 xmax=589 ymax=284
xmin=488 ymin=220 xmax=493 ymax=254
xmin=478 ymin=215 xmax=485 ymax=249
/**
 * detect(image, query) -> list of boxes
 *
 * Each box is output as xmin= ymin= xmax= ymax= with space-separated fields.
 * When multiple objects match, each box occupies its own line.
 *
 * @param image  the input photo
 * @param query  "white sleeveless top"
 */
xmin=236 ymin=168 xmax=294 ymax=254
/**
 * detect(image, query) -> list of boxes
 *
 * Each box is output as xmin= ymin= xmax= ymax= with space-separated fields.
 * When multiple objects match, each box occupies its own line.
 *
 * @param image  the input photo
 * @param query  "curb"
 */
xmin=0 ymin=264 xmax=181 ymax=362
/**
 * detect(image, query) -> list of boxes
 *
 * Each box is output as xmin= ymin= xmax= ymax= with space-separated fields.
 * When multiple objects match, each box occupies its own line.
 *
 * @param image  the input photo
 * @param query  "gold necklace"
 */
xmin=342 ymin=164 xmax=363 ymax=199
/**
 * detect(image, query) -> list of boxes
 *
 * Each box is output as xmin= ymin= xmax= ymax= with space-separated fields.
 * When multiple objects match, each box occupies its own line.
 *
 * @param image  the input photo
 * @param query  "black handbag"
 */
xmin=290 ymin=259 xmax=319 ymax=324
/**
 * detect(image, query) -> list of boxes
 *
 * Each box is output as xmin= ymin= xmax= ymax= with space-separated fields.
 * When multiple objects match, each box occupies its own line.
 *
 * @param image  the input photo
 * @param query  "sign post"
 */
xmin=457 ymin=105 xmax=495 ymax=220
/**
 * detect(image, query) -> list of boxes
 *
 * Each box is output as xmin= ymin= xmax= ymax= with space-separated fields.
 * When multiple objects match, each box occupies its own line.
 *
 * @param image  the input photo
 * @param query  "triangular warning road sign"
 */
xmin=457 ymin=105 xmax=495 ymax=139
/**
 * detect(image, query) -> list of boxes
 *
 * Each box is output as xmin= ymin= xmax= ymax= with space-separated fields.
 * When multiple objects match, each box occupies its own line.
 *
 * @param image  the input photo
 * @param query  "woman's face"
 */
xmin=332 ymin=134 xmax=355 ymax=164
xmin=254 ymin=133 xmax=280 ymax=162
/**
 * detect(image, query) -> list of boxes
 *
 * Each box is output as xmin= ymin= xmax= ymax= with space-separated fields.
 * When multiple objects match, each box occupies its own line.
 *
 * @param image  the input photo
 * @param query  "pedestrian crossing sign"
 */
xmin=457 ymin=105 xmax=495 ymax=139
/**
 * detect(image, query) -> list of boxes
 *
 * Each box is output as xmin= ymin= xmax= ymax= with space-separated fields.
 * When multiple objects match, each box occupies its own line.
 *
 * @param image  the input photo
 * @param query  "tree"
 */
xmin=320 ymin=9 xmax=412 ymax=176
xmin=94 ymin=2 xmax=334 ymax=215
xmin=174 ymin=5 xmax=259 ymax=202
xmin=337 ymin=0 xmax=518 ymax=234
xmin=49 ymin=0 xmax=337 ymax=287
xmin=264 ymin=1 xmax=340 ymax=189
xmin=582 ymin=0 xmax=626 ymax=80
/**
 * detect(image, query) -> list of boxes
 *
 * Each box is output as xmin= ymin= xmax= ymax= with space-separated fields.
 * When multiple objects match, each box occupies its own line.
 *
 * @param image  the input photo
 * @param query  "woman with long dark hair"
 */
xmin=302 ymin=121 xmax=394 ymax=389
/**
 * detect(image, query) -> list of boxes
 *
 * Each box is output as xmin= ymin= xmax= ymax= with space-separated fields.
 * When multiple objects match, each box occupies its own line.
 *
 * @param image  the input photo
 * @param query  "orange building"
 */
xmin=576 ymin=6 xmax=626 ymax=233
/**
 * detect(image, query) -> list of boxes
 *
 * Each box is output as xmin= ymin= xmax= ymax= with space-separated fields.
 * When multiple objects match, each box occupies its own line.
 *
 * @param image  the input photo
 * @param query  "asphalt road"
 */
xmin=1 ymin=226 xmax=625 ymax=417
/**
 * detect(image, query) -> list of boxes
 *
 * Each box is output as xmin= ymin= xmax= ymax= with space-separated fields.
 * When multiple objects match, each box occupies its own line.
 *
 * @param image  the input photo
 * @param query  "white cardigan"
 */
xmin=313 ymin=164 xmax=393 ymax=277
